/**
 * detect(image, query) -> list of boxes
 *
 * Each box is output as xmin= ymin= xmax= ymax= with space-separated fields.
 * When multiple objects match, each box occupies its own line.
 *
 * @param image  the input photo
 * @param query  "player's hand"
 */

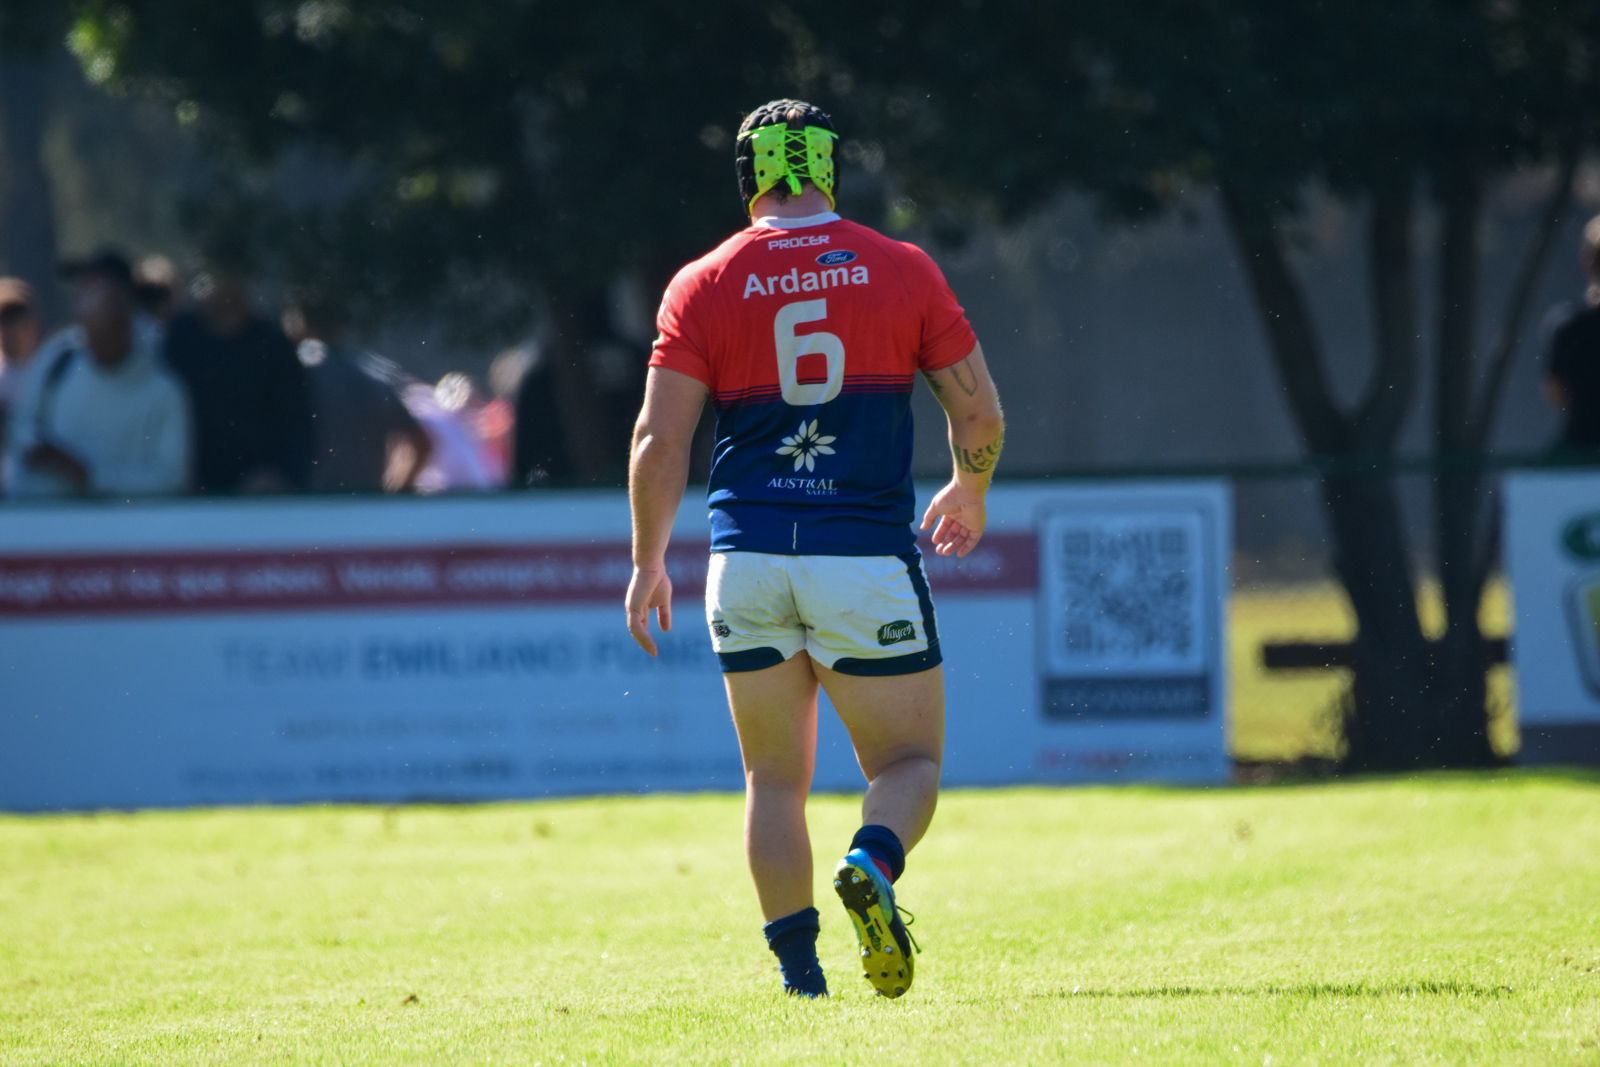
xmin=920 ymin=480 xmax=987 ymax=557
xmin=626 ymin=565 xmax=673 ymax=656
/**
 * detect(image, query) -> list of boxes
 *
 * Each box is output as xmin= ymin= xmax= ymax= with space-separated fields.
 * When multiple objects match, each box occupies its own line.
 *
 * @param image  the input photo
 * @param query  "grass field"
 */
xmin=4 ymin=773 xmax=1598 ymax=1065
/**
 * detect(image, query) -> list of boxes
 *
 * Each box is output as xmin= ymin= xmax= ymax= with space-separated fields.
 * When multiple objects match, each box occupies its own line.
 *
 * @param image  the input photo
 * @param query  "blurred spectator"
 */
xmin=282 ymin=291 xmax=433 ymax=493
xmin=507 ymin=298 xmax=647 ymax=487
xmin=2 ymin=253 xmax=191 ymax=498
xmin=403 ymin=373 xmax=499 ymax=492
xmin=476 ymin=390 xmax=514 ymax=485
xmin=507 ymin=340 xmax=574 ymax=485
xmin=164 ymin=273 xmax=313 ymax=493
xmin=1546 ymin=215 xmax=1600 ymax=457
xmin=133 ymin=255 xmax=184 ymax=323
xmin=0 ymin=278 xmax=44 ymax=469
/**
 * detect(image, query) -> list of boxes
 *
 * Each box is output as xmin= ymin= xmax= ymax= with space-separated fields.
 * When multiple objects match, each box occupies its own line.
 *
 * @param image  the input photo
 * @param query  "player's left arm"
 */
xmin=627 ymin=365 xmax=709 ymax=655
xmin=921 ymin=341 xmax=1004 ymax=557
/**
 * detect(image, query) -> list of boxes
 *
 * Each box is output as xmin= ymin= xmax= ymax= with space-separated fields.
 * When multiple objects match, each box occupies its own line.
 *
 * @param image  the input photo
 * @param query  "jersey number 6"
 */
xmin=774 ymin=299 xmax=845 ymax=407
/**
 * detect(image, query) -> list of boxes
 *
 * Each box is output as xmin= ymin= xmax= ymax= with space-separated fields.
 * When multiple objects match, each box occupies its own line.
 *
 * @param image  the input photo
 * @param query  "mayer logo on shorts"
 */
xmin=877 ymin=620 xmax=916 ymax=646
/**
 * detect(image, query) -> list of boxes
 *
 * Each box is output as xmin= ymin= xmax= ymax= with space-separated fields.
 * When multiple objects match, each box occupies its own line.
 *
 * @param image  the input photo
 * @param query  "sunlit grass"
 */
xmin=2 ymin=775 xmax=1597 ymax=1064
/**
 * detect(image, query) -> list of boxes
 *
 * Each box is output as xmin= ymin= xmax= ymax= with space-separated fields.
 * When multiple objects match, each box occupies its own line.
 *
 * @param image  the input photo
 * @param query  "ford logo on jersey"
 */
xmin=816 ymin=249 xmax=857 ymax=266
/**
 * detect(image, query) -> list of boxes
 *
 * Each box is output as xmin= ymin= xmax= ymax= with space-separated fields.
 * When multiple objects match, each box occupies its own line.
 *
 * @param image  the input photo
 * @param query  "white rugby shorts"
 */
xmin=705 ymin=551 xmax=941 ymax=676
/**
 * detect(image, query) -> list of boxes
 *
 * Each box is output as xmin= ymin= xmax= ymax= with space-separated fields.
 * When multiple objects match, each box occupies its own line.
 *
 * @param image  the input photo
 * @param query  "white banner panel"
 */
xmin=1505 ymin=471 xmax=1600 ymax=722
xmin=0 ymin=481 xmax=1229 ymax=810
xmin=1505 ymin=471 xmax=1600 ymax=762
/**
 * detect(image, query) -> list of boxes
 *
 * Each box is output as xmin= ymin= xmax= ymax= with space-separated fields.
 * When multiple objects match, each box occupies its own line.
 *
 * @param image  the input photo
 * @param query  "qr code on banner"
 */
xmin=1038 ymin=510 xmax=1207 ymax=676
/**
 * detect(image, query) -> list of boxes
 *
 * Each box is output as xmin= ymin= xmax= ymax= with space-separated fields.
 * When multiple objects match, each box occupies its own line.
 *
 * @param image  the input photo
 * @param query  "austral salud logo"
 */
xmin=877 ymin=620 xmax=916 ymax=646
xmin=775 ymin=419 xmax=836 ymax=472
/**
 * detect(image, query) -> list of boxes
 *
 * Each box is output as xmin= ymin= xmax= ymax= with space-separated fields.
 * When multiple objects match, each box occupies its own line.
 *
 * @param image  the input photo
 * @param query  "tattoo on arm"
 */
xmin=955 ymin=428 xmax=1004 ymax=475
xmin=924 ymin=357 xmax=980 ymax=398
xmin=949 ymin=359 xmax=979 ymax=397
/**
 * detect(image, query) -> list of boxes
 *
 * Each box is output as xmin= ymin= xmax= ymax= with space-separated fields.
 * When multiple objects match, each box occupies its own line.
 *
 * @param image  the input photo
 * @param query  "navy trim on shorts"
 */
xmin=897 ymin=551 xmax=940 ymax=648
xmin=831 ymin=646 xmax=943 ymax=676
xmin=718 ymin=646 xmax=788 ymax=673
xmin=831 ymin=552 xmax=942 ymax=677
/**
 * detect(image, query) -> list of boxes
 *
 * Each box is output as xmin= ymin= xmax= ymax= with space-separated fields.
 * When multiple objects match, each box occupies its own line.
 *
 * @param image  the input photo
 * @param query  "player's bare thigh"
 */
xmin=812 ymin=661 xmax=945 ymax=779
xmin=723 ymin=651 xmax=821 ymax=788
xmin=723 ymin=654 xmax=944 ymax=784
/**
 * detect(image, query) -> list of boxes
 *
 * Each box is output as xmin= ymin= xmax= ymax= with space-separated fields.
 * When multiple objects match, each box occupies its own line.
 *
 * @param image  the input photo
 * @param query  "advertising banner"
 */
xmin=0 ymin=481 xmax=1230 ymax=810
xmin=1505 ymin=470 xmax=1600 ymax=763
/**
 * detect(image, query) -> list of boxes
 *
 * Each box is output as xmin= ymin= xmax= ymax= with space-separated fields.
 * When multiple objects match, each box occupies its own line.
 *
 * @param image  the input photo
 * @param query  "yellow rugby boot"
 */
xmin=833 ymin=848 xmax=919 ymax=998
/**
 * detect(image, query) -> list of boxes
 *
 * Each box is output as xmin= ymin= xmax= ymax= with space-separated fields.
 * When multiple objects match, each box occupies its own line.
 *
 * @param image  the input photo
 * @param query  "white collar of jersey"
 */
xmin=752 ymin=212 xmax=840 ymax=230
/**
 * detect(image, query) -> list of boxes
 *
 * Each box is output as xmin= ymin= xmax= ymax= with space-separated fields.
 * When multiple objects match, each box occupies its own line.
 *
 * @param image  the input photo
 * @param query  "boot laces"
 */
xmin=894 ymin=904 xmax=922 ymax=955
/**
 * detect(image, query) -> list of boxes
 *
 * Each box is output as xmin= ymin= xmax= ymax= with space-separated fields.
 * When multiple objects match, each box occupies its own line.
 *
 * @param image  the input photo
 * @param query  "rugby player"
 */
xmin=625 ymin=99 xmax=1004 ymax=998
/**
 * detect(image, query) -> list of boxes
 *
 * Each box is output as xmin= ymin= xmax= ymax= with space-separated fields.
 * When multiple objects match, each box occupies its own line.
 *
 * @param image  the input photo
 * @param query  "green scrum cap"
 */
xmin=735 ymin=100 xmax=839 ymax=213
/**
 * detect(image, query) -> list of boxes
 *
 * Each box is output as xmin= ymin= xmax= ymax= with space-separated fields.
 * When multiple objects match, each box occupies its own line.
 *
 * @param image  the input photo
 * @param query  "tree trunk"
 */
xmin=1220 ymin=178 xmax=1493 ymax=770
xmin=0 ymin=53 xmax=62 ymax=321
xmin=1320 ymin=468 xmax=1441 ymax=770
xmin=1353 ymin=182 xmax=1418 ymax=448
xmin=1429 ymin=174 xmax=1498 ymax=767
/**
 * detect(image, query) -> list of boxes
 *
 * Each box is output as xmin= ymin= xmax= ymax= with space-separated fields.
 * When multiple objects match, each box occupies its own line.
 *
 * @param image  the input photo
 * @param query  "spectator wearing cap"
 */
xmin=0 ymin=278 xmax=44 ymax=476
xmin=164 ymin=273 xmax=313 ymax=493
xmin=282 ymin=291 xmax=432 ymax=493
xmin=2 ymin=252 xmax=192 ymax=498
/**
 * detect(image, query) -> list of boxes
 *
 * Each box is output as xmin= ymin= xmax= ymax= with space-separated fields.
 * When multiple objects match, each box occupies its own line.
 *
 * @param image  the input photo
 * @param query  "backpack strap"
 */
xmin=33 ymin=342 xmax=79 ymax=441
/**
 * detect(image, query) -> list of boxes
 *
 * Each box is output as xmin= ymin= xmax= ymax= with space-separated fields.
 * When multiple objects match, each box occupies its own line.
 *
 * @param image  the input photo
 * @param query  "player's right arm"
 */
xmin=627 ymin=365 xmax=709 ymax=655
xmin=921 ymin=342 xmax=1004 ymax=558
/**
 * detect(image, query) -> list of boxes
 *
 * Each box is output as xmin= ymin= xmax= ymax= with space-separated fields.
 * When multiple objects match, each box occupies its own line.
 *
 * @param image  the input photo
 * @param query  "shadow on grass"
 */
xmin=1054 ymin=980 xmax=1514 ymax=1000
xmin=1224 ymin=764 xmax=1600 ymax=792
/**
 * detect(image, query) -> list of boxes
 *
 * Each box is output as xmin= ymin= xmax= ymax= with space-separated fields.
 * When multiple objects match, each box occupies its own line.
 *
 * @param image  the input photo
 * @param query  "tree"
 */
xmin=68 ymin=0 xmax=814 ymax=481
xmin=0 ymin=1 xmax=70 ymax=318
xmin=816 ymin=0 xmax=1600 ymax=768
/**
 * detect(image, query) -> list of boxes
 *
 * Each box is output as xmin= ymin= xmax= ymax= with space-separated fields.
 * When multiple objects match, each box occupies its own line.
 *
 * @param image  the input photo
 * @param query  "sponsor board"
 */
xmin=1505 ymin=471 xmax=1600 ymax=764
xmin=0 ymin=481 xmax=1229 ymax=810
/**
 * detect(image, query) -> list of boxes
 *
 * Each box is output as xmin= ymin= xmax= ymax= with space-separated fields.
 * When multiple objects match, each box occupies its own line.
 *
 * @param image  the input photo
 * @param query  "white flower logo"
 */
xmin=775 ymin=419 xmax=836 ymax=472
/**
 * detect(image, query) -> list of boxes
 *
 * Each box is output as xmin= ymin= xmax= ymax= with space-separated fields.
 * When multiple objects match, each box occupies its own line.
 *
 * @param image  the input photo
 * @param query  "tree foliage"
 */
xmin=68 ymin=1 xmax=812 ymax=323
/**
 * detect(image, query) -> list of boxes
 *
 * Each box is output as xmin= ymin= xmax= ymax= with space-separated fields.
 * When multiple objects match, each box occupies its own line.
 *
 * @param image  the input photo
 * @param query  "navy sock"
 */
xmin=851 ymin=824 xmax=906 ymax=883
xmin=762 ymin=907 xmax=827 ymax=997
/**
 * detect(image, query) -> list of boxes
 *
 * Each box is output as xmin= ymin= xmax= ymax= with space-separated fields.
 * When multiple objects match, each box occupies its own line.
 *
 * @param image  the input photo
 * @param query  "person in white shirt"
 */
xmin=3 ymin=257 xmax=192 ymax=498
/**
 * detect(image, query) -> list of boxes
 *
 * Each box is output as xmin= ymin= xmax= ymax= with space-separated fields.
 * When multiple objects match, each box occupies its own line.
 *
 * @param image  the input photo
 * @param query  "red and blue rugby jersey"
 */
xmin=650 ymin=213 xmax=976 ymax=556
